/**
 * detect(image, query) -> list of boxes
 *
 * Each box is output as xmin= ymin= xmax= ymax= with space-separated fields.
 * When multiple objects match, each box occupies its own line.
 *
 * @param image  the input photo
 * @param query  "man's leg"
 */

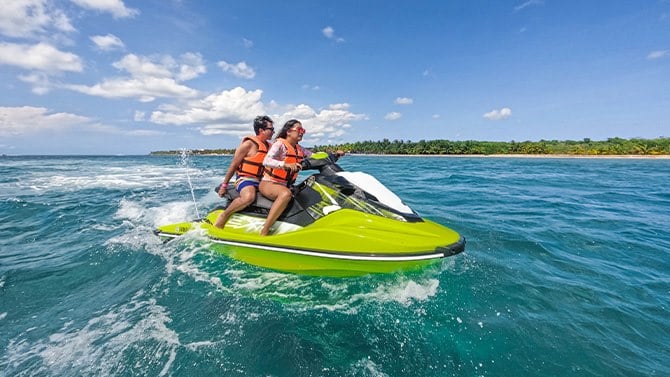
xmin=214 ymin=183 xmax=257 ymax=229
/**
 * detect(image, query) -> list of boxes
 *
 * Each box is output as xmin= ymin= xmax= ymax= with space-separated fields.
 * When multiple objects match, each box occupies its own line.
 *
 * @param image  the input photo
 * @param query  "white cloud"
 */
xmin=647 ymin=50 xmax=669 ymax=60
xmin=432 ymin=114 xmax=440 ymax=119
xmin=150 ymin=87 xmax=265 ymax=129
xmin=0 ymin=0 xmax=75 ymax=38
xmin=65 ymin=77 xmax=198 ymax=102
xmin=274 ymin=103 xmax=365 ymax=140
xmin=322 ymin=26 xmax=345 ymax=43
xmin=113 ymin=54 xmax=174 ymax=79
xmin=176 ymin=53 xmax=207 ymax=81
xmin=199 ymin=123 xmax=253 ymax=136
xmin=483 ymin=107 xmax=512 ymax=120
xmin=514 ymin=0 xmax=544 ymax=12
xmin=63 ymin=53 xmax=203 ymax=101
xmin=0 ymin=106 xmax=91 ymax=136
xmin=70 ymin=0 xmax=139 ymax=19
xmin=0 ymin=42 xmax=83 ymax=72
xmin=125 ymin=129 xmax=166 ymax=136
xmin=18 ymin=72 xmax=52 ymax=94
xmin=394 ymin=97 xmax=414 ymax=105
xmin=327 ymin=104 xmax=351 ymax=111
xmin=90 ymin=34 xmax=125 ymax=51
xmin=217 ymin=60 xmax=256 ymax=79
xmin=93 ymin=124 xmax=165 ymax=136
xmin=242 ymin=38 xmax=253 ymax=48
xmin=148 ymin=87 xmax=365 ymax=141
xmin=83 ymin=123 xmax=166 ymax=136
xmin=322 ymin=26 xmax=335 ymax=38
xmin=385 ymin=112 xmax=402 ymax=121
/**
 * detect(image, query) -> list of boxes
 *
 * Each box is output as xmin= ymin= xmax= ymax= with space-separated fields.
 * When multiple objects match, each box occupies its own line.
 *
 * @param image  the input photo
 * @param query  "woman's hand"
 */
xmin=284 ymin=162 xmax=302 ymax=173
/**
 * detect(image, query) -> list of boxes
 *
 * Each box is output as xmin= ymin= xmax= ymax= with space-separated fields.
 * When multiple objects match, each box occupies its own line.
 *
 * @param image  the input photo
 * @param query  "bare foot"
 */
xmin=214 ymin=212 xmax=229 ymax=229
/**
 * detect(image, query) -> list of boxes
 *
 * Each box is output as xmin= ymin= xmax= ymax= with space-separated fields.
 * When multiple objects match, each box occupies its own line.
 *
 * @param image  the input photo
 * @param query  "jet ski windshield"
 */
xmin=297 ymin=173 xmax=423 ymax=223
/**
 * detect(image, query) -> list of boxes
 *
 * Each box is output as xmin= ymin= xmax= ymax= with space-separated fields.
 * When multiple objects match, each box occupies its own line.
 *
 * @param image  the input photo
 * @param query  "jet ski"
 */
xmin=154 ymin=152 xmax=465 ymax=277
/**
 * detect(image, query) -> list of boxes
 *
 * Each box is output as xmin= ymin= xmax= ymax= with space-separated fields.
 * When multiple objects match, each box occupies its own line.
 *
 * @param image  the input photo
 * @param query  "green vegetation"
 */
xmin=151 ymin=137 xmax=669 ymax=156
xmin=312 ymin=137 xmax=670 ymax=155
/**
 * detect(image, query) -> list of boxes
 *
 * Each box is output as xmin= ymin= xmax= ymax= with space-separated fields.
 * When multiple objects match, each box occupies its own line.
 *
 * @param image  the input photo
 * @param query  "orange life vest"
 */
xmin=264 ymin=139 xmax=305 ymax=186
xmin=236 ymin=135 xmax=269 ymax=179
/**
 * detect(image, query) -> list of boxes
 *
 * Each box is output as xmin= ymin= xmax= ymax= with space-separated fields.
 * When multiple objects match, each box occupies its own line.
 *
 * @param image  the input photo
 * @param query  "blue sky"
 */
xmin=1 ymin=0 xmax=669 ymax=155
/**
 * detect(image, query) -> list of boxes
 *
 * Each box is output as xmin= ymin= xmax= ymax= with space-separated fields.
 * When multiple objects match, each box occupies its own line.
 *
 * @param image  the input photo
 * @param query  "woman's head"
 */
xmin=276 ymin=119 xmax=305 ymax=140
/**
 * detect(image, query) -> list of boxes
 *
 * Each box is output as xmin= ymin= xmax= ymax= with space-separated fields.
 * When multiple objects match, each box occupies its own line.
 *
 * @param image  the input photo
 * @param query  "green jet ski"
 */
xmin=154 ymin=152 xmax=465 ymax=277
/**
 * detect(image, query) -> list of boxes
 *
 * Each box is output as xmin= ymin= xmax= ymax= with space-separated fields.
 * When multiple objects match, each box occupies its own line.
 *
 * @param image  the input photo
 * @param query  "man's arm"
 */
xmin=218 ymin=140 xmax=254 ymax=196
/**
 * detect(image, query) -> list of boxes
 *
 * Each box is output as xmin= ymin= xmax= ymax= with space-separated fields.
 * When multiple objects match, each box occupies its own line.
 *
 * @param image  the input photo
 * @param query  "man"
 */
xmin=214 ymin=115 xmax=274 ymax=229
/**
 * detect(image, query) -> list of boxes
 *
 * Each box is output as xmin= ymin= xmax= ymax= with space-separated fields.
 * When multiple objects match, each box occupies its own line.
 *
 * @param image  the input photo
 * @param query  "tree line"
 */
xmin=151 ymin=137 xmax=669 ymax=156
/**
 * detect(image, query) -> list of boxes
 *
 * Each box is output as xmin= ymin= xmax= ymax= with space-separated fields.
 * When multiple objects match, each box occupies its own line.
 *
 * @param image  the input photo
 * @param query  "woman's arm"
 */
xmin=263 ymin=141 xmax=287 ymax=169
xmin=299 ymin=145 xmax=313 ymax=159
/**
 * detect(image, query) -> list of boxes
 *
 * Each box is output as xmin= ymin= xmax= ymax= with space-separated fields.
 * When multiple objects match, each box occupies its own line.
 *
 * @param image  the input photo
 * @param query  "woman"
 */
xmin=258 ymin=119 xmax=311 ymax=236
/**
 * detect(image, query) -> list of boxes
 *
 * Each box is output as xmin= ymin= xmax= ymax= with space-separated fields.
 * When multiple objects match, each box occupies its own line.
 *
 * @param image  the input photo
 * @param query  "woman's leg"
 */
xmin=259 ymin=180 xmax=293 ymax=236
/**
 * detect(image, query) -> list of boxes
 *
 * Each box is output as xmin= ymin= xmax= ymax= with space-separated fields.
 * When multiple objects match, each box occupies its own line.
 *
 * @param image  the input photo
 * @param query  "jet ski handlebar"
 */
xmin=300 ymin=152 xmax=343 ymax=175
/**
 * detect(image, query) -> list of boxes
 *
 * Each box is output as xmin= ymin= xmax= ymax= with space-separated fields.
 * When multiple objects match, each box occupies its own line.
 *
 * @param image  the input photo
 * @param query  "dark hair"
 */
xmin=253 ymin=115 xmax=274 ymax=135
xmin=276 ymin=119 xmax=301 ymax=139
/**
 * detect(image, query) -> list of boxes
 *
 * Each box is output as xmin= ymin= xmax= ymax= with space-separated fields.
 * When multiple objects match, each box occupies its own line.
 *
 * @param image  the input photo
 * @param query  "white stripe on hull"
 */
xmin=155 ymin=232 xmax=444 ymax=262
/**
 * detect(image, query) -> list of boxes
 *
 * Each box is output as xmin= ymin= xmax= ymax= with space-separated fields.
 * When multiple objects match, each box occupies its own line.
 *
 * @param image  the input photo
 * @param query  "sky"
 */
xmin=1 ymin=0 xmax=669 ymax=155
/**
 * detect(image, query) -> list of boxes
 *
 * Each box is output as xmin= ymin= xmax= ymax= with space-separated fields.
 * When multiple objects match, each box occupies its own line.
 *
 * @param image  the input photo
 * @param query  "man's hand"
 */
xmin=218 ymin=182 xmax=228 ymax=197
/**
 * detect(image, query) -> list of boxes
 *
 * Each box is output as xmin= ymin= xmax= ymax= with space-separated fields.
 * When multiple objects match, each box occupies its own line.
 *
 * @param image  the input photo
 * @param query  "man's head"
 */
xmin=253 ymin=115 xmax=274 ymax=135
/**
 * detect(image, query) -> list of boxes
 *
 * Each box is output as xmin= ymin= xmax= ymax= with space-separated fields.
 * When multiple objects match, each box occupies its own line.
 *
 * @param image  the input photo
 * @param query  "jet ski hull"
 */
xmin=155 ymin=209 xmax=465 ymax=277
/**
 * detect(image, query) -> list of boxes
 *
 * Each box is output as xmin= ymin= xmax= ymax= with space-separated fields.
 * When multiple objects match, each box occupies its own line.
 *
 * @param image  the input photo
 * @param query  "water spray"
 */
xmin=180 ymin=149 xmax=201 ymax=219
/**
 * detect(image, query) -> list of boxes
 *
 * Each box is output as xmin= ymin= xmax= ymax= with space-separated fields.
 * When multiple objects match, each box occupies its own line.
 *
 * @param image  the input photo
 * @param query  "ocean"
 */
xmin=1 ymin=155 xmax=668 ymax=377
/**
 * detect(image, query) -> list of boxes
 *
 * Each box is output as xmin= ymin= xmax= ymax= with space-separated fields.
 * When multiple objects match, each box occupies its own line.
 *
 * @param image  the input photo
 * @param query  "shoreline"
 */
xmin=343 ymin=153 xmax=670 ymax=159
xmin=172 ymin=153 xmax=670 ymax=159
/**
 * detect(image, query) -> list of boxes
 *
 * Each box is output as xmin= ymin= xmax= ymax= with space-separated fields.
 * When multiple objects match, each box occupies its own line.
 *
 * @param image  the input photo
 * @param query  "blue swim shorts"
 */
xmin=234 ymin=177 xmax=260 ymax=192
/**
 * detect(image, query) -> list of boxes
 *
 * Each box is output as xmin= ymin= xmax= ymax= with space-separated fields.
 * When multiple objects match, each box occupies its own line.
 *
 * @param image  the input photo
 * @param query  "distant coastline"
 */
xmin=150 ymin=136 xmax=670 ymax=157
xmin=148 ymin=152 xmax=670 ymax=159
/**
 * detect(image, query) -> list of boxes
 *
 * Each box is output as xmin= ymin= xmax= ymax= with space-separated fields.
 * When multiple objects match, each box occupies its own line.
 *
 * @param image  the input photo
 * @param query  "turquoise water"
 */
xmin=1 ymin=155 xmax=668 ymax=376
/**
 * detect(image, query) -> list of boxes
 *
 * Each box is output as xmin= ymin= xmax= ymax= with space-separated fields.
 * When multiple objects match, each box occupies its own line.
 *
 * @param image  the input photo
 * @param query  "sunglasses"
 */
xmin=264 ymin=127 xmax=275 ymax=131
xmin=291 ymin=127 xmax=306 ymax=135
